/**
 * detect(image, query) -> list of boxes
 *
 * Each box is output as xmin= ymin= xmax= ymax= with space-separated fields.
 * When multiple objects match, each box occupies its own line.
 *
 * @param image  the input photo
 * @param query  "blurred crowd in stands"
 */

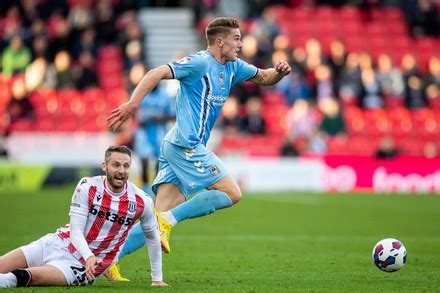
xmin=0 ymin=0 xmax=439 ymax=159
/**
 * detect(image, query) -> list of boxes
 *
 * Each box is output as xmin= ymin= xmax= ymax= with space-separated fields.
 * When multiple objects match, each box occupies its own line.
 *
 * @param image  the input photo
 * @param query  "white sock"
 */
xmin=0 ymin=273 xmax=17 ymax=288
xmin=160 ymin=211 xmax=177 ymax=226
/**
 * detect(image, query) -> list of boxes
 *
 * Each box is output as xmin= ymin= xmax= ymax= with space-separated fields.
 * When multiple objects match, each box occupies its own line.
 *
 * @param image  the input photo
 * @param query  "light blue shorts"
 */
xmin=152 ymin=140 xmax=228 ymax=198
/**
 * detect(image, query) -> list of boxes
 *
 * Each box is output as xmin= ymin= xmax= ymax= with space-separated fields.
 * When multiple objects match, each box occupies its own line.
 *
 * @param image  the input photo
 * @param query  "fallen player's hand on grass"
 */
xmin=151 ymin=280 xmax=168 ymax=287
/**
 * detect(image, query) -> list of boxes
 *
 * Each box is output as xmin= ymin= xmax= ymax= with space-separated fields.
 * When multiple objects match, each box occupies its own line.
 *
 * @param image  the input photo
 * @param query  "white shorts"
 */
xmin=20 ymin=233 xmax=93 ymax=286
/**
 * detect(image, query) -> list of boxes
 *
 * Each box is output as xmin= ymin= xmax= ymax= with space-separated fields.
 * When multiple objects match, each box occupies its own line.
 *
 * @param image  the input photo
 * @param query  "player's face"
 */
xmin=102 ymin=152 xmax=131 ymax=192
xmin=221 ymin=28 xmax=242 ymax=62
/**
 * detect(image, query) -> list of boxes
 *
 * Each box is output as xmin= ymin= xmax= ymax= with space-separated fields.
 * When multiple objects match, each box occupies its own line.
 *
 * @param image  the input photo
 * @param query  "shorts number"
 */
xmin=70 ymin=265 xmax=93 ymax=286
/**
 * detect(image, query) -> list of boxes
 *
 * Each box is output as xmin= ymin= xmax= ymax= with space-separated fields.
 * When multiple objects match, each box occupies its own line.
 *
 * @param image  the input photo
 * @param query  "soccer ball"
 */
xmin=372 ymin=238 xmax=407 ymax=272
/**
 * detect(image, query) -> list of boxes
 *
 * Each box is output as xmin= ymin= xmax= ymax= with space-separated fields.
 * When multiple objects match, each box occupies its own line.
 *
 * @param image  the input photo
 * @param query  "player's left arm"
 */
xmin=69 ymin=179 xmax=101 ymax=280
xmin=138 ymin=195 xmax=167 ymax=287
xmin=250 ymin=60 xmax=291 ymax=86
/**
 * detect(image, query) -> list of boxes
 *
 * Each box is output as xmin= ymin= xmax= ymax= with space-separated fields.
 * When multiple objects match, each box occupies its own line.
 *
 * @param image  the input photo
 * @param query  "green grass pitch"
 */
xmin=1 ymin=186 xmax=439 ymax=291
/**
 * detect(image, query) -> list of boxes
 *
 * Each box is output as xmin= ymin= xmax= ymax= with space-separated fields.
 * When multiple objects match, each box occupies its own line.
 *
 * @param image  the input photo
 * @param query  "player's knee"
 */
xmin=226 ymin=188 xmax=242 ymax=204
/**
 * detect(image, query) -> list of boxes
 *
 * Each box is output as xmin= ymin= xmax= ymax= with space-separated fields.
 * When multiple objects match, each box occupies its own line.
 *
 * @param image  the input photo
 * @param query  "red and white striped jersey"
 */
xmin=56 ymin=176 xmax=156 ymax=276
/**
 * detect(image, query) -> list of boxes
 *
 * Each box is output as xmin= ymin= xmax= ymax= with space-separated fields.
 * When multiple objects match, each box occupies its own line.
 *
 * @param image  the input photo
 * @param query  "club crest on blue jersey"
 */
xmin=219 ymin=72 xmax=225 ymax=88
xmin=209 ymin=164 xmax=220 ymax=176
xmin=128 ymin=201 xmax=136 ymax=213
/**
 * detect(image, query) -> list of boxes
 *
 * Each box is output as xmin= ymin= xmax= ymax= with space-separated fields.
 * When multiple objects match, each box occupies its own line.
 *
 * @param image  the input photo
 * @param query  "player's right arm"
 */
xmin=107 ymin=65 xmax=173 ymax=131
xmin=69 ymin=178 xmax=101 ymax=280
xmin=138 ymin=195 xmax=167 ymax=287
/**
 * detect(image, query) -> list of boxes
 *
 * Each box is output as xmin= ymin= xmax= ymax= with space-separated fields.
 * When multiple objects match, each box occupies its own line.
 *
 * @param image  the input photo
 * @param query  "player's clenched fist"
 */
xmin=274 ymin=60 xmax=291 ymax=76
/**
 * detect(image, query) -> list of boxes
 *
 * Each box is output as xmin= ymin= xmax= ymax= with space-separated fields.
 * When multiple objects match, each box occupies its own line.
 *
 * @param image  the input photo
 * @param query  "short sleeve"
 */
xmin=69 ymin=178 xmax=90 ymax=219
xmin=231 ymin=58 xmax=258 ymax=87
xmin=168 ymin=54 xmax=208 ymax=82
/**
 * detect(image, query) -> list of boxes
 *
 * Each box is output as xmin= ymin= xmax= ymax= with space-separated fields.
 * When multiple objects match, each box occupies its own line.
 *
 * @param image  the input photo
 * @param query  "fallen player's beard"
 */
xmin=107 ymin=174 xmax=127 ymax=191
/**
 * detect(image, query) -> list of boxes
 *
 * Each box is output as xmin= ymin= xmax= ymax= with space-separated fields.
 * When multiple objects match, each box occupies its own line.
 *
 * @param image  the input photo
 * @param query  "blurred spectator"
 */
xmin=75 ymin=50 xmax=98 ymax=90
xmin=249 ymin=8 xmax=280 ymax=66
xmin=405 ymin=74 xmax=426 ymax=108
xmin=375 ymin=136 xmax=399 ymax=160
xmin=318 ymin=98 xmax=346 ymax=137
xmin=376 ymin=54 xmax=405 ymax=98
xmin=221 ymin=95 xmax=241 ymax=135
xmin=291 ymin=47 xmax=308 ymax=74
xmin=47 ymin=10 xmax=71 ymax=60
xmin=276 ymin=70 xmax=311 ymax=106
xmin=1 ymin=34 xmax=32 ymax=78
xmin=47 ymin=50 xmax=75 ymax=89
xmin=6 ymin=76 xmax=34 ymax=126
xmin=406 ymin=0 xmax=440 ymax=37
xmin=31 ymin=34 xmax=49 ymax=59
xmin=127 ymin=62 xmax=147 ymax=93
xmin=279 ymin=137 xmax=299 ymax=157
xmin=1 ymin=6 xmax=22 ymax=41
xmin=95 ymin=0 xmax=117 ymax=44
xmin=400 ymin=53 xmax=420 ymax=80
xmin=25 ymin=57 xmax=49 ymax=91
xmin=68 ymin=2 xmax=94 ymax=33
xmin=361 ymin=68 xmax=383 ymax=108
xmin=308 ymin=131 xmax=327 ymax=155
xmin=72 ymin=27 xmax=97 ymax=59
xmin=314 ymin=64 xmax=335 ymax=100
xmin=423 ymin=141 xmax=439 ymax=159
xmin=118 ymin=11 xmax=143 ymax=49
xmin=134 ymin=84 xmax=175 ymax=192
xmin=241 ymin=34 xmax=259 ymax=64
xmin=304 ymin=39 xmax=326 ymax=89
xmin=285 ymin=99 xmax=319 ymax=139
xmin=328 ymin=40 xmax=347 ymax=91
xmin=425 ymin=56 xmax=440 ymax=87
xmin=425 ymin=83 xmax=440 ymax=109
xmin=241 ymin=96 xmax=265 ymax=134
xmin=125 ymin=40 xmax=143 ymax=69
xmin=338 ymin=53 xmax=362 ymax=106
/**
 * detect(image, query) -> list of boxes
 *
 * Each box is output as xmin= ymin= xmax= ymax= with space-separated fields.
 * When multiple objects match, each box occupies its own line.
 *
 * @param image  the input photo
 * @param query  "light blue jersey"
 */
xmin=134 ymin=87 xmax=175 ymax=159
xmin=165 ymin=50 xmax=258 ymax=148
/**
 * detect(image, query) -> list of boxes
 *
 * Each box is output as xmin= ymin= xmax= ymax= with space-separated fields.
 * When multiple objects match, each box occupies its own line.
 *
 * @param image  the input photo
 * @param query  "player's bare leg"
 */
xmin=154 ymin=183 xmax=185 ymax=253
xmin=0 ymin=249 xmax=27 ymax=273
xmin=0 ymin=249 xmax=66 ymax=287
xmin=207 ymin=174 xmax=242 ymax=204
xmin=27 ymin=266 xmax=67 ymax=286
xmin=155 ymin=183 xmax=185 ymax=212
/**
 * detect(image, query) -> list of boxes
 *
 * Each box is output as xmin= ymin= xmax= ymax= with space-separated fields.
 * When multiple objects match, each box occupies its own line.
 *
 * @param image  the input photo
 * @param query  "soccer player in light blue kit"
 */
xmin=106 ymin=17 xmax=291 ymax=280
xmin=134 ymin=85 xmax=175 ymax=193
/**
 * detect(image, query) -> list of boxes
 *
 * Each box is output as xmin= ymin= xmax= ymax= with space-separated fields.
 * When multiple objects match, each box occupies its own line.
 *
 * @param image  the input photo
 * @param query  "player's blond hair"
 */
xmin=105 ymin=145 xmax=132 ymax=162
xmin=206 ymin=17 xmax=240 ymax=46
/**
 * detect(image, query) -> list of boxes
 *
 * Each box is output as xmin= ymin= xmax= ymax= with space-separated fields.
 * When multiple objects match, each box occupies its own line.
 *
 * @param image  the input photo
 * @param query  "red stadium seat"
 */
xmin=412 ymin=108 xmax=439 ymax=139
xmin=388 ymin=107 xmax=413 ymax=137
xmin=364 ymin=109 xmax=390 ymax=137
xmin=344 ymin=107 xmax=365 ymax=135
xmin=8 ymin=120 xmax=33 ymax=132
xmin=98 ymin=45 xmax=122 ymax=60
xmin=327 ymin=136 xmax=349 ymax=155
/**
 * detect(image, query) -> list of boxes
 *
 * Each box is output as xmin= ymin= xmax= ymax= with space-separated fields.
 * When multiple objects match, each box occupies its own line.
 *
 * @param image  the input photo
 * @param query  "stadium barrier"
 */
xmin=224 ymin=156 xmax=440 ymax=194
xmin=3 ymin=133 xmax=439 ymax=193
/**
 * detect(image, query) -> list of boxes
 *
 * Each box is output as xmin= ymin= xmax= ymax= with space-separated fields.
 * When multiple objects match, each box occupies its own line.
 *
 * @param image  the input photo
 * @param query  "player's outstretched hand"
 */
xmin=107 ymin=101 xmax=139 ymax=131
xmin=151 ymin=280 xmax=168 ymax=287
xmin=274 ymin=60 xmax=291 ymax=76
xmin=85 ymin=255 xmax=102 ymax=281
